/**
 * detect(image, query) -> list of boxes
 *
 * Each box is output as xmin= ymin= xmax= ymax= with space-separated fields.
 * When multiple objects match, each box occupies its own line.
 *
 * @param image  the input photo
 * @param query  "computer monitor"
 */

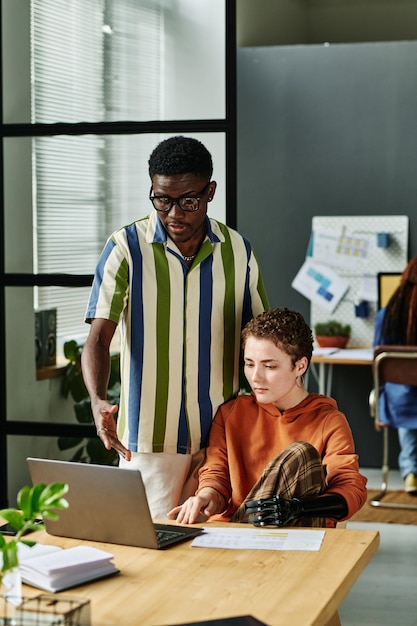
xmin=377 ymin=272 xmax=402 ymax=309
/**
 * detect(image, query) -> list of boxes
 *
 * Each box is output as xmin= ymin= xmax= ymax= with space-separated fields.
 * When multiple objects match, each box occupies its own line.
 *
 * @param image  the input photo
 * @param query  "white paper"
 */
xmin=17 ymin=542 xmax=61 ymax=562
xmin=322 ymin=348 xmax=374 ymax=361
xmin=311 ymin=227 xmax=370 ymax=270
xmin=312 ymin=347 xmax=339 ymax=356
xmin=310 ymin=227 xmax=341 ymax=263
xmin=191 ymin=527 xmax=325 ymax=551
xmin=19 ymin=546 xmax=114 ymax=575
xmin=357 ymin=273 xmax=378 ymax=303
xmin=3 ymin=542 xmax=118 ymax=593
xmin=2 ymin=568 xmax=22 ymax=606
xmin=292 ymin=258 xmax=349 ymax=313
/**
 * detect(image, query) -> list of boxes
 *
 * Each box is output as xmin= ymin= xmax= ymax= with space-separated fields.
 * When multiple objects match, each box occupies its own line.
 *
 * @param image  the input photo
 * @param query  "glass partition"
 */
xmin=1 ymin=0 xmax=231 ymax=508
xmin=4 ymin=0 xmax=225 ymax=125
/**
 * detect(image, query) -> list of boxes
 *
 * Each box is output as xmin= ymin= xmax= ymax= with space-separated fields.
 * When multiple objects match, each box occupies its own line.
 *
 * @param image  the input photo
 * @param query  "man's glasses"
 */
xmin=149 ymin=182 xmax=211 ymax=213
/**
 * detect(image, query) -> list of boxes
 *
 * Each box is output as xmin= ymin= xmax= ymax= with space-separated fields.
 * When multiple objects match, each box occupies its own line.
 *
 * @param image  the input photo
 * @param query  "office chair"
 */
xmin=369 ymin=345 xmax=417 ymax=509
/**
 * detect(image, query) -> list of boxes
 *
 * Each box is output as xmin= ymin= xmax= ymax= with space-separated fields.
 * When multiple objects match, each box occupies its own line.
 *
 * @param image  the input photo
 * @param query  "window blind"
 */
xmin=31 ymin=0 xmax=161 ymax=345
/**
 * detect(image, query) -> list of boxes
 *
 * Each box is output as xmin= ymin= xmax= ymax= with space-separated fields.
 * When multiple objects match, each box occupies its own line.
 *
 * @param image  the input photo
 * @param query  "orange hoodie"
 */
xmin=197 ymin=393 xmax=367 ymax=526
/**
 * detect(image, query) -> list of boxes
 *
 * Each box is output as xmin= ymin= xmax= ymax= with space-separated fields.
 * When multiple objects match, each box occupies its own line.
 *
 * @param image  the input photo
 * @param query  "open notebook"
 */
xmin=27 ymin=457 xmax=204 ymax=549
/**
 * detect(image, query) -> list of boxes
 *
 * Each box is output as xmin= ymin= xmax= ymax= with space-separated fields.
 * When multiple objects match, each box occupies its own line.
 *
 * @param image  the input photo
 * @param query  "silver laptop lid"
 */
xmin=27 ymin=458 xmax=160 ymax=549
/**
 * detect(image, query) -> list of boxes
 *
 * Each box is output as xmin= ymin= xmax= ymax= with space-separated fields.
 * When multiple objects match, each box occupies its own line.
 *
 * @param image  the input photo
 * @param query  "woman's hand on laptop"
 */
xmin=167 ymin=488 xmax=226 ymax=524
xmin=93 ymin=401 xmax=132 ymax=461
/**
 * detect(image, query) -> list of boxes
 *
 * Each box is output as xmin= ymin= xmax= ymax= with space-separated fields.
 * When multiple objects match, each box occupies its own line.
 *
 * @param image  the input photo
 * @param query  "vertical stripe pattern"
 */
xmin=85 ymin=213 xmax=269 ymax=454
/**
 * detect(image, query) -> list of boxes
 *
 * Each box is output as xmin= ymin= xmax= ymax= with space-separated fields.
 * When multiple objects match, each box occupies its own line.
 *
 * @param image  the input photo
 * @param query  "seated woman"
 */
xmin=373 ymin=256 xmax=417 ymax=494
xmin=168 ymin=308 xmax=367 ymax=528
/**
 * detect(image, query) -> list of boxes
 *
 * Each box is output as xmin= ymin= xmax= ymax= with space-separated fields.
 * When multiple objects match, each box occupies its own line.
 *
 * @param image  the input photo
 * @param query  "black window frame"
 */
xmin=0 ymin=0 xmax=237 ymax=506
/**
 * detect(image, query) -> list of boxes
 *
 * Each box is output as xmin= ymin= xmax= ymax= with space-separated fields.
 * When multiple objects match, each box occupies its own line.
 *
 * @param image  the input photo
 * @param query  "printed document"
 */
xmin=192 ymin=528 xmax=325 ymax=551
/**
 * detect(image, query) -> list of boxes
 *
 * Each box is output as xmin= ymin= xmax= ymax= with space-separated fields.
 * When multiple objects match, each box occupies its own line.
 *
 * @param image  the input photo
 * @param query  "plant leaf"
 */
xmin=86 ymin=438 xmax=118 ymax=465
xmin=29 ymin=483 xmax=49 ymax=513
xmin=38 ymin=482 xmax=69 ymax=511
xmin=58 ymin=436 xmax=84 ymax=450
xmin=27 ymin=522 xmax=45 ymax=533
xmin=17 ymin=485 xmax=32 ymax=518
xmin=0 ymin=509 xmax=25 ymax=531
xmin=74 ymin=399 xmax=94 ymax=423
xmin=72 ymin=446 xmax=88 ymax=462
xmin=1 ymin=540 xmax=18 ymax=572
xmin=1 ymin=482 xmax=69 ymax=577
xmin=63 ymin=339 xmax=79 ymax=362
xmin=41 ymin=510 xmax=61 ymax=521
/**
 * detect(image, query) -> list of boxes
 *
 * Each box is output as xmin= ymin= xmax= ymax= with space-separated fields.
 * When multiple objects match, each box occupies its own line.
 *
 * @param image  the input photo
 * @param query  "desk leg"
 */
xmin=308 ymin=362 xmax=333 ymax=396
xmin=326 ymin=364 xmax=333 ymax=397
xmin=324 ymin=611 xmax=341 ymax=626
xmin=318 ymin=363 xmax=325 ymax=395
xmin=308 ymin=362 xmax=324 ymax=394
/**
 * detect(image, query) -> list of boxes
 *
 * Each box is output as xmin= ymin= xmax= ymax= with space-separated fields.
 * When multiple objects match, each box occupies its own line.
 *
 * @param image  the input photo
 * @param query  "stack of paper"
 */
xmin=16 ymin=543 xmax=119 ymax=593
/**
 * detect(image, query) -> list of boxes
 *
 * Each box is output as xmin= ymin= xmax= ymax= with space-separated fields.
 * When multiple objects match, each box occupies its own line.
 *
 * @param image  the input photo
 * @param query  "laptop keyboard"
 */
xmin=156 ymin=528 xmax=185 ymax=545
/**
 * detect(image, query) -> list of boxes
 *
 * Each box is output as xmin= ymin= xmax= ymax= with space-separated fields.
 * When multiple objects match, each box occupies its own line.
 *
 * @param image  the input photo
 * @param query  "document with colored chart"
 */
xmin=291 ymin=258 xmax=349 ymax=313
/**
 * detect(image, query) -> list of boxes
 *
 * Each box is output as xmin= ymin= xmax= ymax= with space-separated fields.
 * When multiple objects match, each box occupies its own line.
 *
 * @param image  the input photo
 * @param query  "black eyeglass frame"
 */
xmin=149 ymin=181 xmax=212 ymax=213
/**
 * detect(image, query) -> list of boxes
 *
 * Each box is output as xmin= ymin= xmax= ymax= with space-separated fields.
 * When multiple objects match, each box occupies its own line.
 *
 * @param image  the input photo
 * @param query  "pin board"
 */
xmin=307 ymin=216 xmax=409 ymax=347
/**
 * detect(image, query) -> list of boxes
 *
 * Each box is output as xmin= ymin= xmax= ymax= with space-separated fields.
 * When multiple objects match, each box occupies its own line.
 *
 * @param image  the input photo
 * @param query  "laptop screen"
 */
xmin=377 ymin=272 xmax=402 ymax=309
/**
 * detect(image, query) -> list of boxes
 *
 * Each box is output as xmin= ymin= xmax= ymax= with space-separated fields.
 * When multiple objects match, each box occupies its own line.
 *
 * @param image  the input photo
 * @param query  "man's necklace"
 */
xmin=183 ymin=254 xmax=197 ymax=262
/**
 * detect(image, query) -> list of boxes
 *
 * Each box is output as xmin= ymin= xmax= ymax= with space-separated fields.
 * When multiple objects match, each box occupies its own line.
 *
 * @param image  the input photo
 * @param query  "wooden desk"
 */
xmin=16 ymin=524 xmax=379 ymax=626
xmin=310 ymin=349 xmax=374 ymax=396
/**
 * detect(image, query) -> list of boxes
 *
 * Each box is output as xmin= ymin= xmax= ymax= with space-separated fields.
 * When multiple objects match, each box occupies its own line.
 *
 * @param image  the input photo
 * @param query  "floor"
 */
xmin=339 ymin=468 xmax=417 ymax=626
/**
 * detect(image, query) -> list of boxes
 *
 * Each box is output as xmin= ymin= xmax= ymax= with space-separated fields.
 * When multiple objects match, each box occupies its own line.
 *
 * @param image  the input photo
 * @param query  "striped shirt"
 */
xmin=85 ymin=212 xmax=269 ymax=454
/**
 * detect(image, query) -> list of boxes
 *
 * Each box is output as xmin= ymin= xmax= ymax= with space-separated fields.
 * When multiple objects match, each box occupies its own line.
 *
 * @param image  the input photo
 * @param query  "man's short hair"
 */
xmin=148 ymin=136 xmax=213 ymax=179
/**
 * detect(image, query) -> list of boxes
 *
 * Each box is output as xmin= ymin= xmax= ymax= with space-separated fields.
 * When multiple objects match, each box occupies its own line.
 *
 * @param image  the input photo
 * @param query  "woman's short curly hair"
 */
xmin=241 ymin=308 xmax=313 ymax=367
xmin=148 ymin=136 xmax=213 ymax=179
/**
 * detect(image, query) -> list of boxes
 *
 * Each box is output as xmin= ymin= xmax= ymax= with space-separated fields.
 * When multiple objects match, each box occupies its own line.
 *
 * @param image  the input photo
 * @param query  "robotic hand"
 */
xmin=244 ymin=494 xmax=348 ymax=527
xmin=244 ymin=495 xmax=302 ymax=527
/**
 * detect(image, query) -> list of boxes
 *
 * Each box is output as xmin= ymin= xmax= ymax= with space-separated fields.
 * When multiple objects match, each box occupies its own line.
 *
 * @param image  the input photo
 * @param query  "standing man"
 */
xmin=81 ymin=136 xmax=269 ymax=517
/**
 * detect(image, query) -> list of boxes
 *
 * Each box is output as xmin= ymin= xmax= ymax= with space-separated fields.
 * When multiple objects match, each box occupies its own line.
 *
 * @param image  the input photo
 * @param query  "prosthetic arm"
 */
xmin=244 ymin=494 xmax=348 ymax=527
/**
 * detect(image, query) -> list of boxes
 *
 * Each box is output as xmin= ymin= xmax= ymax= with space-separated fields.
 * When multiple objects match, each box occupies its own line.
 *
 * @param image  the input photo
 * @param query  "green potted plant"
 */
xmin=314 ymin=320 xmax=351 ymax=349
xmin=60 ymin=340 xmax=120 ymax=465
xmin=0 ymin=483 xmax=69 ymax=586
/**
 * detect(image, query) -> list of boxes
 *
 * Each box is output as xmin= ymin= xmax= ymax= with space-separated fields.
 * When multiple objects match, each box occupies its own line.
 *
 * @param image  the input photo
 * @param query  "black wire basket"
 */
xmin=0 ymin=594 xmax=90 ymax=625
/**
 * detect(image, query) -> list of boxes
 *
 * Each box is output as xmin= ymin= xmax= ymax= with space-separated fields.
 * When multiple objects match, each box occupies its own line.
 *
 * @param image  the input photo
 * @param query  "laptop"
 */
xmin=27 ymin=457 xmax=204 ymax=549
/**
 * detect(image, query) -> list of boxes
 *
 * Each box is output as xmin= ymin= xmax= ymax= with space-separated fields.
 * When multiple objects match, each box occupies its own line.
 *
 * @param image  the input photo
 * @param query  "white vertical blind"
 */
xmin=31 ymin=0 xmax=161 ymax=344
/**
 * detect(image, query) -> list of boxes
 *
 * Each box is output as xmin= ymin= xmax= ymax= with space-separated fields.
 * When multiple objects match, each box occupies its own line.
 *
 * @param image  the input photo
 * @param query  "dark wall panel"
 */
xmin=237 ymin=41 xmax=417 ymax=467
